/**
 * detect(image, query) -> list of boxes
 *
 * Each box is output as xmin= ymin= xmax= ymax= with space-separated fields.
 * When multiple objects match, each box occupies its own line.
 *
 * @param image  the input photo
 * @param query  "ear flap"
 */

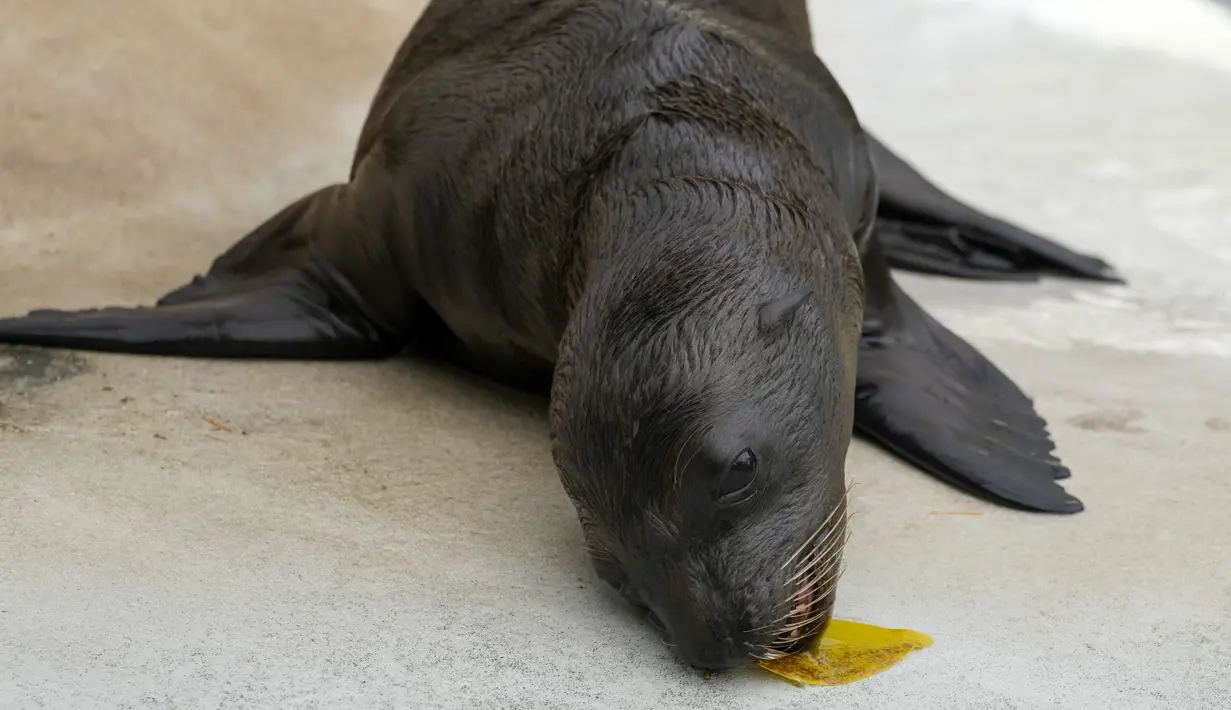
xmin=758 ymin=291 xmax=813 ymax=332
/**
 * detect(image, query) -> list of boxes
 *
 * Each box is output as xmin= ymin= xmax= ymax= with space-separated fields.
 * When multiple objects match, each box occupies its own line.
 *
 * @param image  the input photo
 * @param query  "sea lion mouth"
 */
xmin=750 ymin=496 xmax=850 ymax=661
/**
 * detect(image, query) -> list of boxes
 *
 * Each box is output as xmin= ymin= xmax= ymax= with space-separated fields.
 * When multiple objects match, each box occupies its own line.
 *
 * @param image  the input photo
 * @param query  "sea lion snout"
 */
xmin=635 ymin=560 xmax=765 ymax=669
xmin=674 ymin=634 xmax=745 ymax=671
xmin=579 ymin=476 xmax=848 ymax=670
xmin=621 ymin=530 xmax=842 ymax=670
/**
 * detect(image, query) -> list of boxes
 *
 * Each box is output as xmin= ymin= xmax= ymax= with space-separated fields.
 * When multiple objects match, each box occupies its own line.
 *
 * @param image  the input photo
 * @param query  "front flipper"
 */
xmin=0 ymin=185 xmax=406 ymax=360
xmin=0 ymin=269 xmax=400 ymax=359
xmin=854 ymin=238 xmax=1082 ymax=513
xmin=866 ymin=132 xmax=1123 ymax=284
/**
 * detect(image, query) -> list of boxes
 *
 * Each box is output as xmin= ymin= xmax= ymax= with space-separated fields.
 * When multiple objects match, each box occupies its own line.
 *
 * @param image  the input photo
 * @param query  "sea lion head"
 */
xmin=549 ymin=220 xmax=863 ymax=671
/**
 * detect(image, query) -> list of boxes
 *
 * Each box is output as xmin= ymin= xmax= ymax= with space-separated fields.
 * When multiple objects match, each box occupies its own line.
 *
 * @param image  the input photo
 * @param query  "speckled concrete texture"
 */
xmin=2 ymin=1 xmax=1229 ymax=708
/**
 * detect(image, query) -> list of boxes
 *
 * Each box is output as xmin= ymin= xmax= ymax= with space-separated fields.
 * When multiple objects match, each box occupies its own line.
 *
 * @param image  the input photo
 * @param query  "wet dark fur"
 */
xmin=0 ymin=0 xmax=1117 ymax=671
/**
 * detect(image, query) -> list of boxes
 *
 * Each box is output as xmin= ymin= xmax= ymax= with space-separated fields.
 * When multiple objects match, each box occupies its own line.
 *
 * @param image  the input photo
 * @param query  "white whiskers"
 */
xmin=754 ymin=485 xmax=853 ymax=658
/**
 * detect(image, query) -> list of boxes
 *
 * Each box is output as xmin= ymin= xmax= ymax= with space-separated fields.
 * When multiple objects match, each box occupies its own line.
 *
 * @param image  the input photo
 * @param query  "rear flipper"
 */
xmin=0 ymin=185 xmax=406 ymax=360
xmin=866 ymin=131 xmax=1123 ymax=284
xmin=853 ymin=238 xmax=1082 ymax=513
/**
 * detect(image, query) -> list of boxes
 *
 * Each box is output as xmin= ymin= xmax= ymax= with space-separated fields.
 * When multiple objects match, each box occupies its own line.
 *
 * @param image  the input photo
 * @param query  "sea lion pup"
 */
xmin=0 ymin=0 xmax=1117 ymax=669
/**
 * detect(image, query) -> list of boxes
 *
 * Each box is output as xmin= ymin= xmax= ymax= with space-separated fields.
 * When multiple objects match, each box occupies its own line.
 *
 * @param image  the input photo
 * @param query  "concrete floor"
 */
xmin=2 ymin=0 xmax=1229 ymax=707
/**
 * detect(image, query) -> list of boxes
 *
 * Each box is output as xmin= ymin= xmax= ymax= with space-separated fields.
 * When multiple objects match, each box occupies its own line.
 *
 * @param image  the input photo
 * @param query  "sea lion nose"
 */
xmin=656 ymin=602 xmax=750 ymax=669
xmin=676 ymin=634 xmax=746 ymax=670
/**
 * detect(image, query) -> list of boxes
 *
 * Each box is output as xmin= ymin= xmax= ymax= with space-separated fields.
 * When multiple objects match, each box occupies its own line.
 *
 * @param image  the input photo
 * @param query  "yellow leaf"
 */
xmin=757 ymin=618 xmax=933 ymax=686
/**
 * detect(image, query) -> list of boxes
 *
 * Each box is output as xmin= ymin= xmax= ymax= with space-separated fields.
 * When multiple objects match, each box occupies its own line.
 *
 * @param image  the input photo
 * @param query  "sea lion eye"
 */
xmin=718 ymin=448 xmax=758 ymax=500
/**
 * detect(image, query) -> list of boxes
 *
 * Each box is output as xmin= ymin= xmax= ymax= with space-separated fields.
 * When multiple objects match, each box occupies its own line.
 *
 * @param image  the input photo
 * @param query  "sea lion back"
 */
xmin=347 ymin=0 xmax=870 ymax=366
